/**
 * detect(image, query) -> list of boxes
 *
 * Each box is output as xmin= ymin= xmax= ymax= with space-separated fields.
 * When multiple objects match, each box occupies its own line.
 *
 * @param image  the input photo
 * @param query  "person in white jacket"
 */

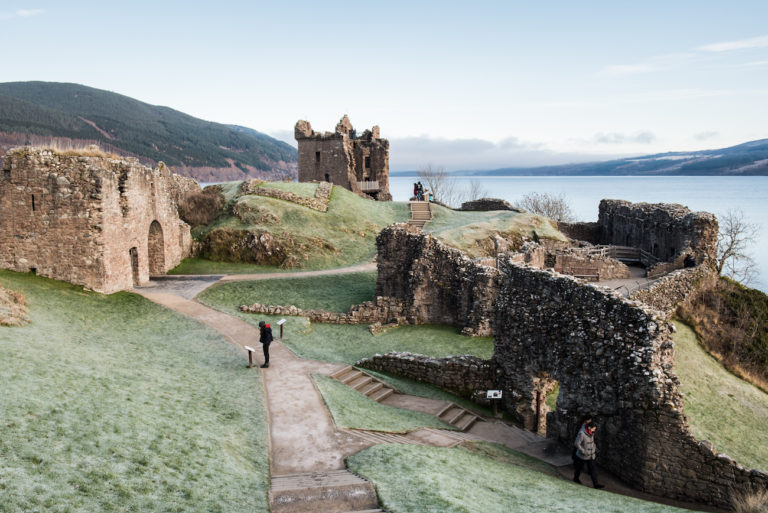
xmin=573 ymin=421 xmax=605 ymax=489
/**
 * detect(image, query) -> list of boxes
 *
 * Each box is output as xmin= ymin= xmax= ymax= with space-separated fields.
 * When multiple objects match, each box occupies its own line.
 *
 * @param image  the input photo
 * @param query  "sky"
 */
xmin=1 ymin=1 xmax=768 ymax=170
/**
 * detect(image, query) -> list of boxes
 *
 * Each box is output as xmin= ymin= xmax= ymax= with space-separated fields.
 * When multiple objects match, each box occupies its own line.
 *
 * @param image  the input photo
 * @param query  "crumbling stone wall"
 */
xmin=598 ymin=199 xmax=718 ymax=265
xmin=240 ymin=296 xmax=417 ymax=326
xmin=240 ymin=179 xmax=333 ymax=212
xmin=460 ymin=198 xmax=521 ymax=212
xmin=509 ymin=242 xmax=630 ymax=281
xmin=376 ymin=225 xmax=501 ymax=336
xmin=557 ymin=221 xmax=601 ymax=244
xmin=356 ymin=352 xmax=499 ymax=400
xmin=0 ymin=148 xmax=194 ymax=294
xmin=294 ymin=115 xmax=391 ymax=201
xmin=493 ymin=259 xmax=766 ymax=508
xmin=630 ymin=265 xmax=718 ymax=315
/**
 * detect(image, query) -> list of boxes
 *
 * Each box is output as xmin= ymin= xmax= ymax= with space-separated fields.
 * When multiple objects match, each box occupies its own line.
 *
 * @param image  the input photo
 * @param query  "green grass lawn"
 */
xmin=424 ymin=203 xmax=568 ymax=258
xmin=0 ymin=271 xmax=269 ymax=513
xmin=182 ymin=181 xmax=410 ymax=273
xmin=673 ymin=321 xmax=768 ymax=471
xmin=348 ymin=443 xmax=688 ymax=513
xmin=313 ymin=375 xmax=454 ymax=432
xmin=196 ymin=272 xmax=494 ymax=364
xmin=201 ymin=271 xmax=378 ymax=312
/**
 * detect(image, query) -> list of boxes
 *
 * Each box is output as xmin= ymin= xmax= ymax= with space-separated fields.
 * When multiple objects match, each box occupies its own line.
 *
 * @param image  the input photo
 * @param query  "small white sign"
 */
xmin=487 ymin=390 xmax=502 ymax=399
xmin=277 ymin=319 xmax=286 ymax=326
xmin=244 ymin=346 xmax=255 ymax=353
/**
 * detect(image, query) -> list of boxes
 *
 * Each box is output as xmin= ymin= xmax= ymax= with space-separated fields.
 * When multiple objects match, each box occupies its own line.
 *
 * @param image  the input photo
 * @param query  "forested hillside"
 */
xmin=0 ymin=82 xmax=297 ymax=182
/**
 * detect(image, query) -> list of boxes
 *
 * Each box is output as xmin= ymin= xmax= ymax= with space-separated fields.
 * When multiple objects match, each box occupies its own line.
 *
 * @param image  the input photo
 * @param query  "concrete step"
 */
xmin=330 ymin=365 xmax=355 ymax=380
xmin=455 ymin=413 xmax=479 ymax=431
xmin=360 ymin=381 xmax=383 ymax=396
xmin=269 ymin=470 xmax=379 ymax=513
xmin=370 ymin=388 xmax=394 ymax=402
xmin=437 ymin=403 xmax=482 ymax=431
xmin=341 ymin=370 xmax=363 ymax=385
xmin=350 ymin=375 xmax=373 ymax=390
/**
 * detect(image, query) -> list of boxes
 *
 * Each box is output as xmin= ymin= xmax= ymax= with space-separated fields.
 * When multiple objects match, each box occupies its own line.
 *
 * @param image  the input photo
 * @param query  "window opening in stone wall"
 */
xmin=29 ymin=268 xmax=37 ymax=275
xmin=653 ymin=243 xmax=659 ymax=258
xmin=148 ymin=221 xmax=165 ymax=277
xmin=670 ymin=247 xmax=676 ymax=259
xmin=532 ymin=372 xmax=559 ymax=435
xmin=325 ymin=173 xmax=330 ymax=182
xmin=365 ymin=156 xmax=371 ymax=168
xmin=315 ymin=151 xmax=320 ymax=163
xmin=31 ymin=195 xmax=36 ymax=212
xmin=129 ymin=247 xmax=140 ymax=286
xmin=118 ymin=169 xmax=130 ymax=216
xmin=3 ymin=167 xmax=9 ymax=180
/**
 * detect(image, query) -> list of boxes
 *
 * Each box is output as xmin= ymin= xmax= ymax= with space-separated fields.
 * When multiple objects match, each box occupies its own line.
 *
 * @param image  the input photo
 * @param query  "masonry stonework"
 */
xmin=0 ymin=148 xmax=196 ymax=294
xmin=294 ymin=115 xmax=391 ymax=201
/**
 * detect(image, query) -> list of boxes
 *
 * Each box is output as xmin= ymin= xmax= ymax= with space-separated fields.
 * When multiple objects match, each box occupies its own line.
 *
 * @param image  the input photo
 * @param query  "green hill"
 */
xmin=0 ymin=81 xmax=297 ymax=181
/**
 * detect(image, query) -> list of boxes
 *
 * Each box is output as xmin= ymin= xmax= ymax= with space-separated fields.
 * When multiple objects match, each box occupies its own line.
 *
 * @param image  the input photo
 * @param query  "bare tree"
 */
xmin=460 ymin=179 xmax=489 ymax=204
xmin=418 ymin=164 xmax=457 ymax=205
xmin=717 ymin=209 xmax=759 ymax=284
xmin=514 ymin=192 xmax=575 ymax=223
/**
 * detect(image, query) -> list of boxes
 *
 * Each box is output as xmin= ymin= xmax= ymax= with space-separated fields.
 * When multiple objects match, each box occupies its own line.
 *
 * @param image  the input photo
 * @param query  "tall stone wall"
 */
xmin=493 ymin=259 xmax=766 ymax=508
xmin=630 ymin=265 xmax=718 ymax=315
xmin=598 ymin=199 xmax=718 ymax=264
xmin=294 ymin=115 xmax=391 ymax=201
xmin=0 ymin=148 xmax=194 ymax=294
xmin=375 ymin=225 xmax=501 ymax=336
xmin=557 ymin=221 xmax=601 ymax=243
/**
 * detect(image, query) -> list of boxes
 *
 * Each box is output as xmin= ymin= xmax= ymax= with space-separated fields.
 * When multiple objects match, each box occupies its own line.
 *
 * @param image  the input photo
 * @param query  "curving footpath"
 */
xmin=135 ymin=266 xmax=724 ymax=513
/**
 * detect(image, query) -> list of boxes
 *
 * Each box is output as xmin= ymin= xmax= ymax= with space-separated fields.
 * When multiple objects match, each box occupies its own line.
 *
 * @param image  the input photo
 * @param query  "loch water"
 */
xmin=390 ymin=176 xmax=768 ymax=292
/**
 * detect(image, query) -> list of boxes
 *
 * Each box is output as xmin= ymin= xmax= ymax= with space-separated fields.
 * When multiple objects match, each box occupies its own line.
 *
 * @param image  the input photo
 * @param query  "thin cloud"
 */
xmin=593 ymin=131 xmax=656 ymax=145
xmin=0 ymin=8 xmax=45 ymax=20
xmin=698 ymin=35 xmax=768 ymax=52
xmin=601 ymin=64 xmax=657 ymax=76
xmin=694 ymin=131 xmax=719 ymax=141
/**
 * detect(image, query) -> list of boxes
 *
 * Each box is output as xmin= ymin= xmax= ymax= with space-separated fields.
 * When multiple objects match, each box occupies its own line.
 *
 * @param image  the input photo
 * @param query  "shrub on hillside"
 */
xmin=0 ymin=285 xmax=29 ymax=327
xmin=178 ymin=186 xmax=225 ymax=227
xmin=678 ymin=277 xmax=768 ymax=390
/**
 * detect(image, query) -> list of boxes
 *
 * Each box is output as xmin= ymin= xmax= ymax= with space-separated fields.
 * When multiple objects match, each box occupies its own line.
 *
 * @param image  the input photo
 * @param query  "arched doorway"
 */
xmin=148 ymin=221 xmax=165 ymax=276
xmin=129 ymin=247 xmax=140 ymax=285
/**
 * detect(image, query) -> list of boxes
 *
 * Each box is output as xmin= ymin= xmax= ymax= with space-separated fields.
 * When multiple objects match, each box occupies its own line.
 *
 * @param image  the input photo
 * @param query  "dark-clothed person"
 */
xmin=258 ymin=320 xmax=273 ymax=368
xmin=573 ymin=421 xmax=604 ymax=489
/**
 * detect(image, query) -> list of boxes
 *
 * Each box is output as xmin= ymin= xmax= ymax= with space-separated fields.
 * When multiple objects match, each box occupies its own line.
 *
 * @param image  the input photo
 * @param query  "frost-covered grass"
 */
xmin=197 ymin=272 xmax=494 ymax=364
xmin=348 ymin=443 xmax=689 ymax=513
xmin=313 ymin=375 xmax=453 ymax=432
xmin=202 ymin=271 xmax=378 ymax=313
xmin=0 ymin=271 xmax=269 ymax=513
xmin=673 ymin=321 xmax=768 ymax=471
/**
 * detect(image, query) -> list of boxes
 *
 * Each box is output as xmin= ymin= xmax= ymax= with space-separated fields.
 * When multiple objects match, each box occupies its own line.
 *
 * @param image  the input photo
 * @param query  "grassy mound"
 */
xmin=181 ymin=180 xmax=409 ymax=272
xmin=348 ymin=443 xmax=687 ymax=513
xmin=196 ymin=272 xmax=493 ymax=364
xmin=0 ymin=271 xmax=269 ymax=512
xmin=425 ymin=203 xmax=568 ymax=258
xmin=313 ymin=375 xmax=454 ymax=432
xmin=673 ymin=321 xmax=768 ymax=471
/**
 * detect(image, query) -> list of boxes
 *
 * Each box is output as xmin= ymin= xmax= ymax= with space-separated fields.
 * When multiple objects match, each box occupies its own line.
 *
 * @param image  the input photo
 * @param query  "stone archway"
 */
xmin=148 ymin=221 xmax=165 ymax=277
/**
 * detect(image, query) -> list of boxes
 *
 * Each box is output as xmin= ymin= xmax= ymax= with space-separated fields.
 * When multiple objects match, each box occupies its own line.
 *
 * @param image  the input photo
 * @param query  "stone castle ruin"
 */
xmin=294 ymin=115 xmax=392 ymax=201
xmin=351 ymin=200 xmax=767 ymax=509
xmin=0 ymin=147 xmax=197 ymax=294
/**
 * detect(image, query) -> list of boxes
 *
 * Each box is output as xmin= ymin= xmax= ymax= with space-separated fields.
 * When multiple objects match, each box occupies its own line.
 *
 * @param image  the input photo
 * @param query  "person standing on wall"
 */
xmin=573 ymin=420 xmax=605 ymax=489
xmin=258 ymin=320 xmax=273 ymax=368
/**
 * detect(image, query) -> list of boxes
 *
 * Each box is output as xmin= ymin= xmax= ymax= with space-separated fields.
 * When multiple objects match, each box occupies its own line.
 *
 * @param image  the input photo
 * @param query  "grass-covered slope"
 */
xmin=673 ymin=321 xmax=768 ymax=471
xmin=348 ymin=443 xmax=688 ymax=513
xmin=0 ymin=271 xmax=269 ymax=513
xmin=174 ymin=181 xmax=410 ymax=273
xmin=313 ymin=375 xmax=454 ymax=432
xmin=0 ymin=81 xmax=296 ymax=175
xmin=197 ymin=272 xmax=493 ymax=364
xmin=424 ymin=203 xmax=568 ymax=258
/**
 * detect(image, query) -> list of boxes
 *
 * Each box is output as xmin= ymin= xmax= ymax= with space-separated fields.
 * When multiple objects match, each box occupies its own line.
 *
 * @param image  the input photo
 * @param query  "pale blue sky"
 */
xmin=1 ymin=1 xmax=767 ymax=170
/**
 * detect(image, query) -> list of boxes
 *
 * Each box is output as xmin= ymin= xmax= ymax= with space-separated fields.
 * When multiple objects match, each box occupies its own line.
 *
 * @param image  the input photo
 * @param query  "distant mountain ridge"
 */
xmin=469 ymin=139 xmax=768 ymax=176
xmin=0 ymin=81 xmax=297 ymax=182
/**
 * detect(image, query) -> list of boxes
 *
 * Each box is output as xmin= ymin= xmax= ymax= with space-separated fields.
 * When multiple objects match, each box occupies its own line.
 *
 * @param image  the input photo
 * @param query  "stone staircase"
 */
xmin=407 ymin=201 xmax=432 ymax=229
xmin=269 ymin=470 xmax=383 ymax=513
xmin=330 ymin=366 xmax=394 ymax=403
xmin=436 ymin=402 xmax=481 ymax=431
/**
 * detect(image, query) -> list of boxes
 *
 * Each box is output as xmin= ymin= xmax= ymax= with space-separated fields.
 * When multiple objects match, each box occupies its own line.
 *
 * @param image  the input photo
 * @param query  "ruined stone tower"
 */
xmin=294 ymin=115 xmax=392 ymax=201
xmin=0 ymin=147 xmax=198 ymax=294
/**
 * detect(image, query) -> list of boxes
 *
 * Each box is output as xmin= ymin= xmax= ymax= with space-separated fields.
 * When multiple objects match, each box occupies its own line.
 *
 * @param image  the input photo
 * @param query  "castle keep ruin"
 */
xmin=294 ymin=115 xmax=392 ymax=201
xmin=0 ymin=148 xmax=197 ymax=294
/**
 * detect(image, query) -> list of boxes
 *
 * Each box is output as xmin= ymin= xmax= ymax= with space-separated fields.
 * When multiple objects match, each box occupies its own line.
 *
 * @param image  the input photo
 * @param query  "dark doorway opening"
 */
xmin=129 ymin=247 xmax=140 ymax=285
xmin=148 ymin=221 xmax=165 ymax=277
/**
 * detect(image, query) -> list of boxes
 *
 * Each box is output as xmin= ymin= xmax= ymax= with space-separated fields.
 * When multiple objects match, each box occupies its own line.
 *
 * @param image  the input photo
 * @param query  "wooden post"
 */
xmin=277 ymin=318 xmax=286 ymax=339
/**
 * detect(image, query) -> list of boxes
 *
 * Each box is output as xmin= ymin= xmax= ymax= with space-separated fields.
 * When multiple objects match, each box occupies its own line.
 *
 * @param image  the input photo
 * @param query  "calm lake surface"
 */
xmin=391 ymin=176 xmax=768 ymax=292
